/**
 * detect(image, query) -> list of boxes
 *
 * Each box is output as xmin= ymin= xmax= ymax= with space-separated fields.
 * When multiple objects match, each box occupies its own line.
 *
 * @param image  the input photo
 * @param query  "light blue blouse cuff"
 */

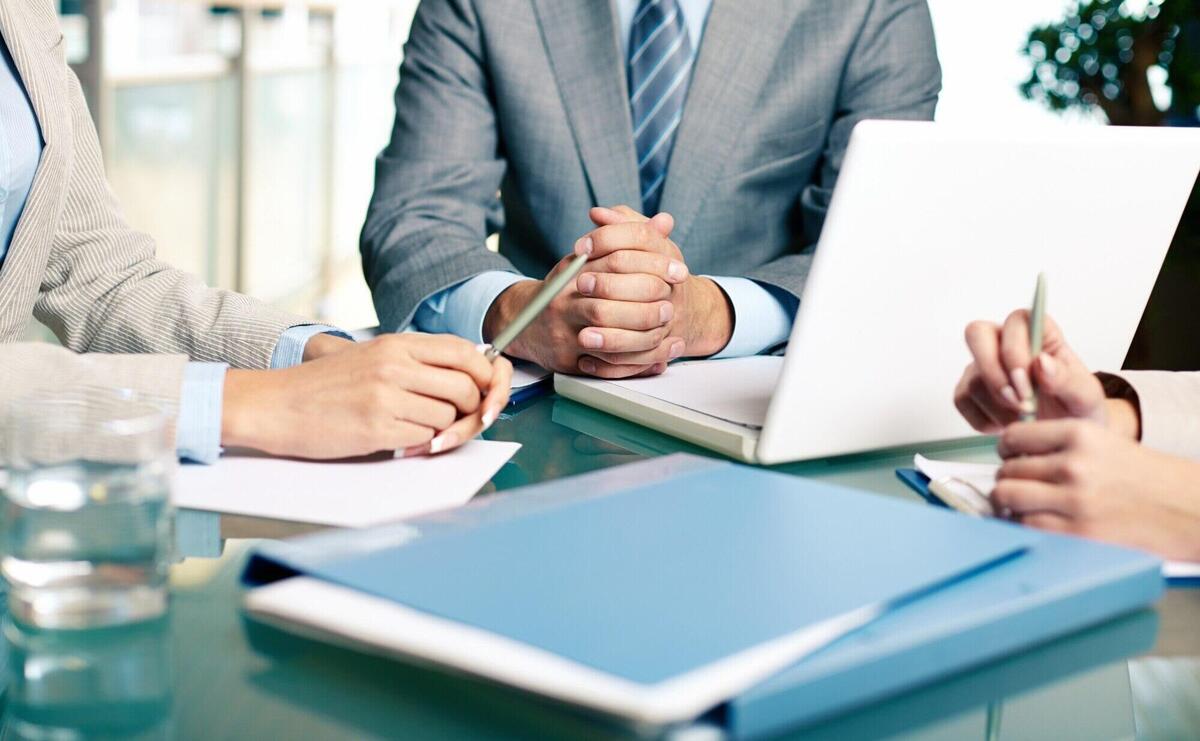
xmin=176 ymin=362 xmax=229 ymax=464
xmin=707 ymin=276 xmax=799 ymax=358
xmin=413 ymin=271 xmax=529 ymax=344
xmin=270 ymin=324 xmax=352 ymax=369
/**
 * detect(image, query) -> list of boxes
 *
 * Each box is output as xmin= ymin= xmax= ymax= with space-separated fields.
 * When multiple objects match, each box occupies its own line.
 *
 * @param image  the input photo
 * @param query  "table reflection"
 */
xmin=1 ymin=615 xmax=173 ymax=739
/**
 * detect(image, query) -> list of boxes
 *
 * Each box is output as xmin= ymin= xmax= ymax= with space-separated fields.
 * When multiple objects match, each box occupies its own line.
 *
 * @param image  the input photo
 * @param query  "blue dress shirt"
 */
xmin=0 ymin=36 xmax=345 ymax=464
xmin=413 ymin=0 xmax=797 ymax=357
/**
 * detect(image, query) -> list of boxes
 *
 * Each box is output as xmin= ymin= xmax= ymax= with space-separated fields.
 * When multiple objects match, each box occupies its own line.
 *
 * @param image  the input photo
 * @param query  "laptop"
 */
xmin=555 ymin=120 xmax=1200 ymax=464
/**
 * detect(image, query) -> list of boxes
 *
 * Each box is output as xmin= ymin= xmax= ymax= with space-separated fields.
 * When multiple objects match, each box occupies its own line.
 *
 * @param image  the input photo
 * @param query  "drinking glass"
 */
xmin=3 ymin=389 xmax=175 ymax=629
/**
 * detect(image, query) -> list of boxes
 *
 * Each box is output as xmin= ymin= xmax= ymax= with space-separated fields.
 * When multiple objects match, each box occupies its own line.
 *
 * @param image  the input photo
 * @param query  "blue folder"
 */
xmin=243 ymin=455 xmax=1162 ymax=736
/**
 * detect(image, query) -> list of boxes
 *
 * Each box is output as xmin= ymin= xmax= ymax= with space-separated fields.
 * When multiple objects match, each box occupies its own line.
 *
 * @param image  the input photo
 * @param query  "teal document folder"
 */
xmin=242 ymin=455 xmax=1160 ymax=735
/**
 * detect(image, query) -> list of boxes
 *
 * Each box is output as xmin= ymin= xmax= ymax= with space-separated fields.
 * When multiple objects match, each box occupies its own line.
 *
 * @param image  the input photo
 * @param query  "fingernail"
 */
xmin=1011 ymin=368 xmax=1034 ymax=402
xmin=1001 ymin=385 xmax=1021 ymax=408
xmin=575 ymin=237 xmax=593 ymax=256
xmin=669 ymin=341 xmax=685 ymax=359
xmin=580 ymin=330 xmax=604 ymax=349
xmin=578 ymin=273 xmax=596 ymax=295
xmin=482 ymin=407 xmax=500 ymax=430
xmin=402 ymin=443 xmax=431 ymax=458
xmin=1039 ymin=352 xmax=1057 ymax=378
xmin=579 ymin=357 xmax=597 ymax=374
xmin=429 ymin=432 xmax=458 ymax=455
xmin=668 ymin=260 xmax=687 ymax=282
xmin=659 ymin=303 xmax=674 ymax=324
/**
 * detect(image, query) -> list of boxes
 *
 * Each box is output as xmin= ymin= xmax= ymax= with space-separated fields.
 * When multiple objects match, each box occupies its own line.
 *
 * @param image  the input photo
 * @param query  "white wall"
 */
xmin=927 ymin=0 xmax=1103 ymax=125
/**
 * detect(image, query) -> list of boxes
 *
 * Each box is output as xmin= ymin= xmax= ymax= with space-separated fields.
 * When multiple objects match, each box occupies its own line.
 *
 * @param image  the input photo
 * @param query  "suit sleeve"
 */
xmin=32 ymin=59 xmax=307 ymax=369
xmin=360 ymin=0 xmax=518 ymax=332
xmin=745 ymin=0 xmax=942 ymax=298
xmin=1110 ymin=371 xmax=1200 ymax=461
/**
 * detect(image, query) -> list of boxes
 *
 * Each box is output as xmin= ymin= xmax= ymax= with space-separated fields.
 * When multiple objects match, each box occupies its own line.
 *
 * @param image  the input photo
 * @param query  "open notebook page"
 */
xmin=607 ymin=356 xmax=784 ymax=429
xmin=915 ymin=454 xmax=1199 ymax=580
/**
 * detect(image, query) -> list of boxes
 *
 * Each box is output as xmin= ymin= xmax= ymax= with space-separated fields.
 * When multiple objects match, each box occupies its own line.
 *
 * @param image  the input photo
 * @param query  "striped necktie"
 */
xmin=628 ymin=0 xmax=693 ymax=215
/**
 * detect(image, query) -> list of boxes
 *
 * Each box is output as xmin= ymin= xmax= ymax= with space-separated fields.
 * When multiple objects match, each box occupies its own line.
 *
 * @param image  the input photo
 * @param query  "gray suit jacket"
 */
xmin=0 ymin=1 xmax=305 ymax=437
xmin=362 ymin=0 xmax=942 ymax=330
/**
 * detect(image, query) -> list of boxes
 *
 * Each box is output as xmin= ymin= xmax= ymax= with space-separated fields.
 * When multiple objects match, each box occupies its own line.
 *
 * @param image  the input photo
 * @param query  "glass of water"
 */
xmin=3 ymin=389 xmax=175 ymax=629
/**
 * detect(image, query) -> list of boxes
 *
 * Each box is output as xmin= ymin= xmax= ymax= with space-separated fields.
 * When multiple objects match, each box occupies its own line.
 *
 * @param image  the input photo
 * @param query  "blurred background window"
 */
xmin=48 ymin=0 xmax=1199 ymax=368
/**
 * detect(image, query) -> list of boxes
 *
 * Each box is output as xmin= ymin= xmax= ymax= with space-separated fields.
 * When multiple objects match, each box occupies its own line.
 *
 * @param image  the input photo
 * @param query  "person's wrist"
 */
xmin=483 ymin=280 xmax=540 ymax=345
xmin=221 ymin=369 xmax=268 ymax=450
xmin=1104 ymin=398 xmax=1141 ymax=441
xmin=302 ymin=333 xmax=354 ymax=362
xmin=680 ymin=277 xmax=733 ymax=357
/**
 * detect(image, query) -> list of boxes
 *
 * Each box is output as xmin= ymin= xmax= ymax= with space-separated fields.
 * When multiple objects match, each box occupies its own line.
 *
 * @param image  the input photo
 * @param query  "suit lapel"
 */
xmin=659 ymin=0 xmax=801 ymax=247
xmin=531 ymin=0 xmax=641 ymax=210
xmin=0 ymin=1 xmax=70 ymax=340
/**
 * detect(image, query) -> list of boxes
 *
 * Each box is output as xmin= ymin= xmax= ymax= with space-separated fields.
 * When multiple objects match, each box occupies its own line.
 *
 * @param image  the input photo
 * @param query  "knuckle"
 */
xmin=435 ymin=402 xmax=457 ymax=429
xmin=454 ymin=376 xmax=481 ymax=408
xmin=585 ymin=301 xmax=606 ymax=325
xmin=1062 ymin=457 xmax=1088 ymax=484
xmin=1065 ymin=423 xmax=1088 ymax=448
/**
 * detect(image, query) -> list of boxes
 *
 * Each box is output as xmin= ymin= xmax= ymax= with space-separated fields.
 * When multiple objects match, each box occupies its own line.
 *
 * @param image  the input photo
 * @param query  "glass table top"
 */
xmin=3 ymin=395 xmax=1198 ymax=740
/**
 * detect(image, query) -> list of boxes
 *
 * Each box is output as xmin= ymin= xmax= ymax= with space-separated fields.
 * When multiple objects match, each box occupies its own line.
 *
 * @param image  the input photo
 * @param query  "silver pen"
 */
xmin=478 ymin=253 xmax=590 ymax=361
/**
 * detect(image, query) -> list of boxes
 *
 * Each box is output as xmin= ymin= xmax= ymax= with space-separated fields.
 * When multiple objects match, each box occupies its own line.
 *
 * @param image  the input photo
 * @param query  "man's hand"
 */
xmin=953 ymin=310 xmax=1138 ymax=437
xmin=575 ymin=206 xmax=734 ymax=377
xmin=222 ymin=334 xmax=512 ymax=459
xmin=993 ymin=419 xmax=1200 ymax=562
xmin=482 ymin=229 xmax=689 ymax=378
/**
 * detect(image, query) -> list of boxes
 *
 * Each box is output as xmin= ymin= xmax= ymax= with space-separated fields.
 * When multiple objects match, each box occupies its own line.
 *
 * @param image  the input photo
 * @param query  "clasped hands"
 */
xmin=484 ymin=205 xmax=734 ymax=379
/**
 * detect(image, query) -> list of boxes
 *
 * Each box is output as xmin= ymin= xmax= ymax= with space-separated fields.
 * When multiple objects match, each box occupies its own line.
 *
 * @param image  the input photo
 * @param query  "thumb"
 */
xmin=1034 ymin=352 xmax=1106 ymax=423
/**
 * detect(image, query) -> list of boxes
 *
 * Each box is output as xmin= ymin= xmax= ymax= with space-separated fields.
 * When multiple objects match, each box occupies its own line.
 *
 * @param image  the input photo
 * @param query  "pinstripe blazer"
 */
xmin=0 ymin=1 xmax=305 ymax=435
xmin=361 ymin=0 xmax=943 ymax=331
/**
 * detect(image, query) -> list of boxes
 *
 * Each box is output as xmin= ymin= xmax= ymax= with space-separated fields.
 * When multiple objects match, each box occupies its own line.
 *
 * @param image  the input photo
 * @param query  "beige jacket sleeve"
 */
xmin=1111 ymin=371 xmax=1200 ymax=461
xmin=32 ymin=55 xmax=306 ymax=369
xmin=0 ymin=343 xmax=188 ymax=461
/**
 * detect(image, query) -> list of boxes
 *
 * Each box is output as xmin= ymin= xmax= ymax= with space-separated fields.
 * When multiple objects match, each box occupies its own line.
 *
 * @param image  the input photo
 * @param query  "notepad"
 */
xmin=174 ymin=440 xmax=520 ymax=527
xmin=510 ymin=361 xmax=550 ymax=391
xmin=913 ymin=454 xmax=1200 ymax=580
xmin=607 ymin=356 xmax=783 ymax=429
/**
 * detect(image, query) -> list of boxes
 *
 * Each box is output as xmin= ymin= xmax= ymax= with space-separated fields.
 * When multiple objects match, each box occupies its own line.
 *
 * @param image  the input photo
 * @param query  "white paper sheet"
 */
xmin=174 ymin=440 xmax=520 ymax=527
xmin=511 ymin=361 xmax=551 ymax=390
xmin=607 ymin=356 xmax=783 ymax=429
xmin=914 ymin=455 xmax=1200 ymax=580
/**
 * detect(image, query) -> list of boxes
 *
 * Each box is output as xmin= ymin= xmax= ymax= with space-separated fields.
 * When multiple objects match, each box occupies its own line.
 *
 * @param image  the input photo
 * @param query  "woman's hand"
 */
xmin=221 ymin=334 xmax=511 ymax=459
xmin=993 ymin=419 xmax=1200 ymax=562
xmin=953 ymin=310 xmax=1137 ymax=435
